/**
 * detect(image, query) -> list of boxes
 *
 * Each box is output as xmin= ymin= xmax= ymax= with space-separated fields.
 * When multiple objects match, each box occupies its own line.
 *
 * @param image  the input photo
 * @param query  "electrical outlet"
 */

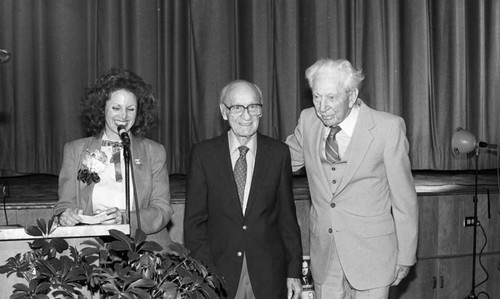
xmin=464 ymin=216 xmax=476 ymax=227
xmin=1 ymin=182 xmax=9 ymax=198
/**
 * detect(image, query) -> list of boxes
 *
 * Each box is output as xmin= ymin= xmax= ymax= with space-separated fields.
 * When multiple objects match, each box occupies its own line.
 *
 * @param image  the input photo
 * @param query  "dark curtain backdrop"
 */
xmin=1 ymin=0 xmax=499 ymax=176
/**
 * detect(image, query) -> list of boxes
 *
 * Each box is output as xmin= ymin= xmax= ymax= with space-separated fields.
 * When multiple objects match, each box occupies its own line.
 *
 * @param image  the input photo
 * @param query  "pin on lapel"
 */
xmin=134 ymin=159 xmax=142 ymax=165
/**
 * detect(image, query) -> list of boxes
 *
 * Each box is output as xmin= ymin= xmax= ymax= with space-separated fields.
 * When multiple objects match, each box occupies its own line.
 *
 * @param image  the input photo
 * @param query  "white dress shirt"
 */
xmin=93 ymin=132 xmax=134 ymax=213
xmin=322 ymin=103 xmax=360 ymax=160
xmin=228 ymin=130 xmax=257 ymax=215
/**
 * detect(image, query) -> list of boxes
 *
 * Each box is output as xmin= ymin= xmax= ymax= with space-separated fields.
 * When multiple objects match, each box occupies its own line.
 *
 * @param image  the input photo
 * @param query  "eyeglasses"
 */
xmin=224 ymin=103 xmax=263 ymax=116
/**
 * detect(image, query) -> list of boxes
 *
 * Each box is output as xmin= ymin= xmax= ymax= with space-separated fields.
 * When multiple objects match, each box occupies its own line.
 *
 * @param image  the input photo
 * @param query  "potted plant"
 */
xmin=0 ymin=217 xmax=226 ymax=299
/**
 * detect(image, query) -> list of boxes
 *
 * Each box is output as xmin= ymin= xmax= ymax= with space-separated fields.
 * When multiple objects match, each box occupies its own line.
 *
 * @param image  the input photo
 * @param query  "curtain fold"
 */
xmin=1 ymin=0 xmax=499 ymax=176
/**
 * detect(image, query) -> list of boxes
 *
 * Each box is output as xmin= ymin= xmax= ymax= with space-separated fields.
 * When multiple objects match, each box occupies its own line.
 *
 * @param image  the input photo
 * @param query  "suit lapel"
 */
xmin=211 ymin=133 xmax=244 ymax=215
xmin=79 ymin=137 xmax=102 ymax=213
xmin=130 ymin=135 xmax=146 ymax=209
xmin=245 ymin=134 xmax=270 ymax=216
xmin=334 ymin=103 xmax=375 ymax=195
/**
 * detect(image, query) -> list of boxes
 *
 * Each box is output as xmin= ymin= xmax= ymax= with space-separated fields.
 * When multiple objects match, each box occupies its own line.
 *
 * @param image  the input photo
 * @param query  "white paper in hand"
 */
xmin=79 ymin=212 xmax=113 ymax=224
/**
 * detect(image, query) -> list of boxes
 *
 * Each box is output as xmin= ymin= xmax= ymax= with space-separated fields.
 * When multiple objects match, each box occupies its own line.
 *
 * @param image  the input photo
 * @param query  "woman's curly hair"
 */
xmin=81 ymin=68 xmax=158 ymax=138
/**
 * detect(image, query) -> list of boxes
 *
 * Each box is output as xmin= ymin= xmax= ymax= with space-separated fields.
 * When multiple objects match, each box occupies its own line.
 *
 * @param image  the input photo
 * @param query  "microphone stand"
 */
xmin=122 ymin=140 xmax=131 ymax=228
xmin=466 ymin=147 xmax=480 ymax=299
xmin=1 ymin=181 xmax=21 ymax=228
xmin=121 ymin=139 xmax=141 ymax=233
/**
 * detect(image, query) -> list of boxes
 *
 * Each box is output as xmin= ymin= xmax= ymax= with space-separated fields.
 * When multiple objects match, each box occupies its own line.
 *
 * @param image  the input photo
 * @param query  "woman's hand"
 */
xmin=59 ymin=208 xmax=83 ymax=226
xmin=96 ymin=208 xmax=126 ymax=224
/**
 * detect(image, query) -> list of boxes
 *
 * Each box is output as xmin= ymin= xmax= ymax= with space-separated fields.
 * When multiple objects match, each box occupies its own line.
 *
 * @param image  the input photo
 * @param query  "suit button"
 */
xmin=237 ymin=252 xmax=242 ymax=257
xmin=328 ymin=228 xmax=333 ymax=233
xmin=330 ymin=202 xmax=336 ymax=208
xmin=332 ymin=180 xmax=337 ymax=184
xmin=332 ymin=167 xmax=336 ymax=171
xmin=242 ymin=225 xmax=247 ymax=230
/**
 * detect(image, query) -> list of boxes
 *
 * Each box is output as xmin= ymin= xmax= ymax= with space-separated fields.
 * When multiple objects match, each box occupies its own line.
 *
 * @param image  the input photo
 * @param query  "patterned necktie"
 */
xmin=102 ymin=140 xmax=123 ymax=182
xmin=234 ymin=146 xmax=249 ymax=207
xmin=325 ymin=126 xmax=341 ymax=164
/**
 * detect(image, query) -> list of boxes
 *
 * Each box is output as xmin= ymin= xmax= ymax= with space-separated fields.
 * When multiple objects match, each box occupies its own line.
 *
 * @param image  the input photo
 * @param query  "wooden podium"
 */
xmin=0 ymin=224 xmax=130 ymax=297
xmin=0 ymin=223 xmax=130 ymax=241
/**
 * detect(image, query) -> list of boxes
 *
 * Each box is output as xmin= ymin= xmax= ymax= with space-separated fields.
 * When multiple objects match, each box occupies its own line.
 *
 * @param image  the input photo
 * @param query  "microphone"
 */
xmin=117 ymin=125 xmax=130 ymax=145
xmin=0 ymin=49 xmax=11 ymax=63
xmin=478 ymin=141 xmax=498 ymax=149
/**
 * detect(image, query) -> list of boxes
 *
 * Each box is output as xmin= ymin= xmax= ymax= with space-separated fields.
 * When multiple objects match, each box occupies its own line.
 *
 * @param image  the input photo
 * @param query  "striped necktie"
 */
xmin=325 ymin=126 xmax=341 ymax=164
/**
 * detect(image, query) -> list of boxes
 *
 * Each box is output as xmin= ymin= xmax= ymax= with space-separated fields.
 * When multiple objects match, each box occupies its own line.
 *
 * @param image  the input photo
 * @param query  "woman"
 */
xmin=54 ymin=69 xmax=173 ymax=245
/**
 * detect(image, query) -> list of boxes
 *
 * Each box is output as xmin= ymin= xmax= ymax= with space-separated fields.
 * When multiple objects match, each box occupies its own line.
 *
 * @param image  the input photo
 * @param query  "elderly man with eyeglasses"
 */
xmin=184 ymin=80 xmax=303 ymax=299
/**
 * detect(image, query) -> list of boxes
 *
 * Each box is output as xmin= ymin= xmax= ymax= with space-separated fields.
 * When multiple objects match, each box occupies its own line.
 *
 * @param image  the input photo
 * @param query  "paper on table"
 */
xmin=79 ymin=212 xmax=113 ymax=224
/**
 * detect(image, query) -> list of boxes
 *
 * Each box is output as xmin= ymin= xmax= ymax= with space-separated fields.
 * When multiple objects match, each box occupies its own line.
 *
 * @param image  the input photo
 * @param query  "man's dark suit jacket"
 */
xmin=184 ymin=132 xmax=303 ymax=299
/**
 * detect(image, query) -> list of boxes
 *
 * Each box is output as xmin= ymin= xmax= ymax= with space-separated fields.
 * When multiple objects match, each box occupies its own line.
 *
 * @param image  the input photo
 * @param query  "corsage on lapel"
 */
xmin=77 ymin=149 xmax=108 ymax=185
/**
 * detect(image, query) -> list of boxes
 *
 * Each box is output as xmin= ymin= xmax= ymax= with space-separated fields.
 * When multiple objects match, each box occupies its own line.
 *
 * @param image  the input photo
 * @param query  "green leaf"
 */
xmin=12 ymin=283 xmax=30 ymax=293
xmin=47 ymin=217 xmax=58 ymax=235
xmin=36 ymin=218 xmax=47 ymax=235
xmin=180 ymin=275 xmax=194 ymax=286
xmin=127 ymin=251 xmax=140 ymax=262
xmin=192 ymin=272 xmax=203 ymax=285
xmin=40 ymin=241 xmax=51 ymax=256
xmin=120 ymin=291 xmax=139 ymax=299
xmin=177 ymin=266 xmax=193 ymax=278
xmin=68 ymin=246 xmax=80 ymax=262
xmin=81 ymin=238 xmax=105 ymax=248
xmin=35 ymin=281 xmax=52 ymax=294
xmin=24 ymin=225 xmax=43 ymax=237
xmin=84 ymin=255 xmax=100 ymax=265
xmin=80 ymin=246 xmax=100 ymax=257
xmin=50 ymin=238 xmax=69 ymax=252
xmin=133 ymin=229 xmax=147 ymax=245
xmin=28 ymin=239 xmax=47 ymax=254
xmin=29 ymin=279 xmax=40 ymax=291
xmin=102 ymin=282 xmax=120 ymax=294
xmin=129 ymin=278 xmax=157 ymax=289
xmin=129 ymin=288 xmax=152 ymax=298
xmin=108 ymin=240 xmax=132 ymax=252
xmin=64 ymin=269 xmax=86 ymax=284
xmin=199 ymin=283 xmax=218 ymax=298
xmin=37 ymin=259 xmax=58 ymax=277
xmin=167 ymin=242 xmax=190 ymax=257
xmin=191 ymin=258 xmax=208 ymax=277
xmin=11 ymin=293 xmax=30 ymax=299
xmin=109 ymin=229 xmax=133 ymax=247
xmin=159 ymin=282 xmax=178 ymax=298
xmin=139 ymin=241 xmax=163 ymax=253
xmin=122 ymin=272 xmax=143 ymax=286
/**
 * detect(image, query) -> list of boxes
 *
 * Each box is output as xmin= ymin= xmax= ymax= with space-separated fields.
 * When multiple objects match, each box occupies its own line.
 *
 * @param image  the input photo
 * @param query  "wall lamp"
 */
xmin=451 ymin=127 xmax=497 ymax=155
xmin=451 ymin=127 xmax=497 ymax=299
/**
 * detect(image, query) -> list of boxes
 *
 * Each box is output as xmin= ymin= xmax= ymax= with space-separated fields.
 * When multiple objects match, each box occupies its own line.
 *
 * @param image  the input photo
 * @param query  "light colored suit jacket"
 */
xmin=286 ymin=101 xmax=418 ymax=290
xmin=54 ymin=134 xmax=174 ymax=247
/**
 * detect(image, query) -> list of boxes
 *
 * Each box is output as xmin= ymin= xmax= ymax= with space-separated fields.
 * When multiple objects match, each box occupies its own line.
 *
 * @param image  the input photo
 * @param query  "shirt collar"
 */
xmin=338 ymin=103 xmax=360 ymax=136
xmin=228 ymin=130 xmax=257 ymax=155
xmin=323 ymin=102 xmax=361 ymax=137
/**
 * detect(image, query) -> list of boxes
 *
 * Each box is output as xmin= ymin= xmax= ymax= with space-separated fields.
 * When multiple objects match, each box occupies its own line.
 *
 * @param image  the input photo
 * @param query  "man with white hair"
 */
xmin=286 ymin=59 xmax=418 ymax=299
